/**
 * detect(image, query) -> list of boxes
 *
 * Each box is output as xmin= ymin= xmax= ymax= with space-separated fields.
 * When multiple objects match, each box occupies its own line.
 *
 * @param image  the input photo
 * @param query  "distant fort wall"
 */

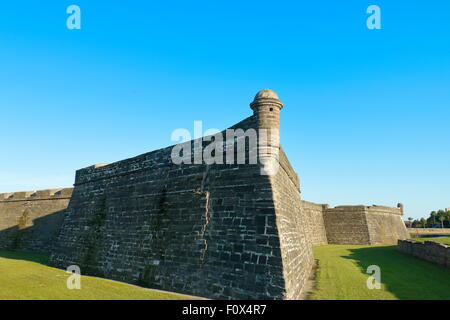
xmin=409 ymin=228 xmax=450 ymax=237
xmin=301 ymin=201 xmax=329 ymax=246
xmin=365 ymin=205 xmax=410 ymax=244
xmin=322 ymin=204 xmax=409 ymax=245
xmin=0 ymin=188 xmax=73 ymax=253
xmin=295 ymin=202 xmax=409 ymax=246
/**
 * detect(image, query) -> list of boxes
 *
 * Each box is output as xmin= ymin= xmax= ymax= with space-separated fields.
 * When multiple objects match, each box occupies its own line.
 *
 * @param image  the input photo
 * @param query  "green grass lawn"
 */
xmin=311 ymin=245 xmax=450 ymax=300
xmin=410 ymin=237 xmax=450 ymax=245
xmin=0 ymin=251 xmax=196 ymax=300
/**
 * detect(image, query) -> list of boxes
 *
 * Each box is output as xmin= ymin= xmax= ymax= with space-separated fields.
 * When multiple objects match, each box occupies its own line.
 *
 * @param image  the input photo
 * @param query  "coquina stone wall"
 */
xmin=301 ymin=201 xmax=328 ymax=246
xmin=49 ymin=106 xmax=315 ymax=300
xmin=0 ymin=188 xmax=72 ymax=253
xmin=323 ymin=206 xmax=371 ymax=244
xmin=366 ymin=206 xmax=410 ymax=244
xmin=270 ymin=149 xmax=314 ymax=299
xmin=0 ymin=89 xmax=411 ymax=299
xmin=50 ymin=148 xmax=284 ymax=299
xmin=322 ymin=205 xmax=409 ymax=245
xmin=398 ymin=240 xmax=450 ymax=269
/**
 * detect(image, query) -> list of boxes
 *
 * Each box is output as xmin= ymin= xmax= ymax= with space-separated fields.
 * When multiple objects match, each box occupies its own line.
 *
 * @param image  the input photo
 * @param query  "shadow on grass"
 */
xmin=0 ymin=250 xmax=49 ymax=265
xmin=343 ymin=245 xmax=450 ymax=300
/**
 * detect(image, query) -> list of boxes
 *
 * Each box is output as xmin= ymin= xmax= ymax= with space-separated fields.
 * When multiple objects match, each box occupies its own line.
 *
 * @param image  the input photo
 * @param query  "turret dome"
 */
xmin=253 ymin=89 xmax=280 ymax=101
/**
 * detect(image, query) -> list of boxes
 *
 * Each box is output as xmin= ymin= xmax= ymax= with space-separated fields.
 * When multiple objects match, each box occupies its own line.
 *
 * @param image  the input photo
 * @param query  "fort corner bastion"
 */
xmin=0 ymin=89 xmax=409 ymax=299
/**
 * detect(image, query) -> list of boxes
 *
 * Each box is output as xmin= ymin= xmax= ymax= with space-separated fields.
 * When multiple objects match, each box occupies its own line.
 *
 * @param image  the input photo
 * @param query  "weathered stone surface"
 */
xmin=323 ymin=206 xmax=371 ymax=244
xmin=48 ymin=90 xmax=314 ymax=300
xmin=365 ymin=206 xmax=410 ymax=244
xmin=322 ymin=205 xmax=409 ymax=245
xmin=398 ymin=240 xmax=450 ymax=269
xmin=271 ymin=149 xmax=313 ymax=299
xmin=0 ymin=188 xmax=73 ymax=253
xmin=301 ymin=201 xmax=328 ymax=246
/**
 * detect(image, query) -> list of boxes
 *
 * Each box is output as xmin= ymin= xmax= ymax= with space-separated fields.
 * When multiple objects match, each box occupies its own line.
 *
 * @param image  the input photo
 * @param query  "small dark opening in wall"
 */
xmin=270 ymin=108 xmax=274 ymax=112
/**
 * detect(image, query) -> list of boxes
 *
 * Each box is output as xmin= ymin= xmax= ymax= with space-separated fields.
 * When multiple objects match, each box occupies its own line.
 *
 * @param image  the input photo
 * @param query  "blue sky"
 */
xmin=0 ymin=1 xmax=449 ymax=219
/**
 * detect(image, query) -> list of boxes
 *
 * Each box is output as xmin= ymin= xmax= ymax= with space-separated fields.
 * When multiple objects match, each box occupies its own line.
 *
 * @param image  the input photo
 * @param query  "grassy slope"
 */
xmin=0 ymin=251 xmax=194 ymax=300
xmin=311 ymin=245 xmax=450 ymax=300
xmin=411 ymin=237 xmax=450 ymax=245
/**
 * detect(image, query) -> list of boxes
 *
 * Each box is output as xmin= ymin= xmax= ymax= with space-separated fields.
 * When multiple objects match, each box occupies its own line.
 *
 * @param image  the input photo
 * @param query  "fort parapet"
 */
xmin=0 ymin=188 xmax=73 ymax=201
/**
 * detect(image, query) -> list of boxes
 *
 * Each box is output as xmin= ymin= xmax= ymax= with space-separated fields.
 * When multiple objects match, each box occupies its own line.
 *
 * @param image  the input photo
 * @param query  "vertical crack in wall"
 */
xmin=197 ymin=165 xmax=211 ymax=266
xmin=199 ymin=191 xmax=211 ymax=266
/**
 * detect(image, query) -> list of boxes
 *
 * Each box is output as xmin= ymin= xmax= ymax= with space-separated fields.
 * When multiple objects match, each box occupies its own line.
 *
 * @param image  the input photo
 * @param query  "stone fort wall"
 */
xmin=271 ymin=149 xmax=314 ymax=299
xmin=0 ymin=188 xmax=73 ymax=253
xmin=0 ymin=89 xmax=410 ymax=299
xmin=301 ymin=201 xmax=328 ymax=246
xmin=365 ymin=205 xmax=410 ymax=244
xmin=298 ymin=203 xmax=409 ymax=246
xmin=323 ymin=205 xmax=409 ymax=245
xmin=398 ymin=240 xmax=450 ymax=269
xmin=48 ymin=113 xmax=315 ymax=300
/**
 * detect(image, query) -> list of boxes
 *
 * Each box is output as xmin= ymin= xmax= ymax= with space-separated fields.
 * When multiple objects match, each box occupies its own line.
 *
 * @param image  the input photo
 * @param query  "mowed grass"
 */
xmin=411 ymin=237 xmax=450 ymax=245
xmin=311 ymin=245 xmax=450 ymax=300
xmin=0 ymin=251 xmax=195 ymax=300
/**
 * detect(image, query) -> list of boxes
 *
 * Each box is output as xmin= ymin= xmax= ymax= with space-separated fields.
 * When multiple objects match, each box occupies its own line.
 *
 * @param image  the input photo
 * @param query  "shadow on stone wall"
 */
xmin=0 ymin=250 xmax=49 ymax=265
xmin=0 ymin=209 xmax=66 ymax=254
xmin=342 ymin=245 xmax=450 ymax=300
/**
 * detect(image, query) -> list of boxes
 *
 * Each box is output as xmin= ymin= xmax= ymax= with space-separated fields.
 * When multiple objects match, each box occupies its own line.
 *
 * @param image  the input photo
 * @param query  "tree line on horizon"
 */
xmin=407 ymin=210 xmax=450 ymax=228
